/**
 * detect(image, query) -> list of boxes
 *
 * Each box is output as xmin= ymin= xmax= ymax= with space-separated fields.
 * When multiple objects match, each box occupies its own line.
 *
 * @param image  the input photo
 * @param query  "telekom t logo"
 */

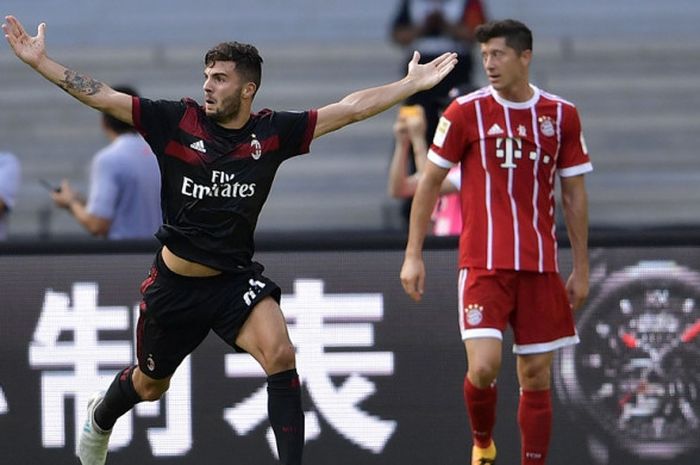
xmin=495 ymin=137 xmax=549 ymax=168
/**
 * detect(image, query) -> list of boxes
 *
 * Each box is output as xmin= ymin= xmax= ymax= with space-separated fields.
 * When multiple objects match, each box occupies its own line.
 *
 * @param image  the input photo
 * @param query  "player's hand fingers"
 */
xmin=6 ymin=16 xmax=25 ymax=40
xmin=2 ymin=17 xmax=17 ymax=42
xmin=568 ymin=289 xmax=586 ymax=312
xmin=401 ymin=275 xmax=423 ymax=302
xmin=407 ymin=286 xmax=422 ymax=302
xmin=433 ymin=51 xmax=458 ymax=68
xmin=37 ymin=22 xmax=46 ymax=41
xmin=416 ymin=273 xmax=425 ymax=299
xmin=410 ymin=50 xmax=421 ymax=65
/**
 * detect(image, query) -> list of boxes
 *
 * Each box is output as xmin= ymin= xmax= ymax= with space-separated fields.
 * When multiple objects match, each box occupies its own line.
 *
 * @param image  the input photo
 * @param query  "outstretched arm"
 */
xmin=313 ymin=51 xmax=457 ymax=139
xmin=3 ymin=16 xmax=133 ymax=124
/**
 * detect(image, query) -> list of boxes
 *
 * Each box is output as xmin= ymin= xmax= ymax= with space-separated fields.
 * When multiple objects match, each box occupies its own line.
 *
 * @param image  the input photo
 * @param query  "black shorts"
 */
xmin=136 ymin=250 xmax=281 ymax=379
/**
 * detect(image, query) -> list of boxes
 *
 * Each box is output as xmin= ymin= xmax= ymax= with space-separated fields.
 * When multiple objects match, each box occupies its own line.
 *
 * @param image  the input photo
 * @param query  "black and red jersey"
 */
xmin=132 ymin=96 xmax=317 ymax=271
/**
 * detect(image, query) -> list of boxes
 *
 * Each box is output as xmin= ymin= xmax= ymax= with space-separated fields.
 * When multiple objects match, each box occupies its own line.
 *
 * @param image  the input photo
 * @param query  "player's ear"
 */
xmin=242 ymin=82 xmax=257 ymax=99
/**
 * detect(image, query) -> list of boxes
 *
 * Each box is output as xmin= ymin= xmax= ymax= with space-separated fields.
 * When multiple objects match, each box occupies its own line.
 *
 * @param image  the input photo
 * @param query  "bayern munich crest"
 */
xmin=538 ymin=116 xmax=555 ymax=137
xmin=465 ymin=304 xmax=484 ymax=326
xmin=250 ymin=134 xmax=262 ymax=160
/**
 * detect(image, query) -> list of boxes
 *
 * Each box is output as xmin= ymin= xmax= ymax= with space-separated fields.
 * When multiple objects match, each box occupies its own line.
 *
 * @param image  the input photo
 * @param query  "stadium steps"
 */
xmin=2 ymin=40 xmax=699 ymax=237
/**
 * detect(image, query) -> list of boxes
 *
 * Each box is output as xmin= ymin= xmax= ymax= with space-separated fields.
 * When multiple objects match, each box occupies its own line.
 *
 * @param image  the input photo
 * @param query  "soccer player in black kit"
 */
xmin=3 ymin=15 xmax=457 ymax=465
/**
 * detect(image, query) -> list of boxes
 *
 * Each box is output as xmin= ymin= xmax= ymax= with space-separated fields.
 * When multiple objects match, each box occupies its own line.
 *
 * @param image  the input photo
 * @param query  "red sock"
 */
xmin=518 ymin=389 xmax=552 ymax=465
xmin=463 ymin=375 xmax=497 ymax=448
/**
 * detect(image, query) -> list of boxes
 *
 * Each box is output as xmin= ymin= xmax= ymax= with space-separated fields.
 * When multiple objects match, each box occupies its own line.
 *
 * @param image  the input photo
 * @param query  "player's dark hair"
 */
xmin=204 ymin=42 xmax=263 ymax=93
xmin=103 ymin=85 xmax=139 ymax=134
xmin=475 ymin=19 xmax=533 ymax=54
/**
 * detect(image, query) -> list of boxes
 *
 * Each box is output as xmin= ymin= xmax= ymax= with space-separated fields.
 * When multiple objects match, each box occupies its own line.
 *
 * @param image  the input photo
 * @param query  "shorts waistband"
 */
xmin=154 ymin=248 xmax=231 ymax=285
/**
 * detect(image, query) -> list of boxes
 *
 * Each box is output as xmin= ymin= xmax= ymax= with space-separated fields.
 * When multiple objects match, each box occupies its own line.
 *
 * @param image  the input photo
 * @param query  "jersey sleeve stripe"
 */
xmin=300 ymin=109 xmax=318 ymax=155
xmin=558 ymin=162 xmax=593 ymax=177
xmin=428 ymin=149 xmax=457 ymax=169
xmin=132 ymin=96 xmax=144 ymax=135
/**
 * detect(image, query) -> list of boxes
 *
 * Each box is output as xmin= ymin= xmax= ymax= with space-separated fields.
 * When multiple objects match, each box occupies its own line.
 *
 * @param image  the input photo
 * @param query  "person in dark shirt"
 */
xmin=390 ymin=0 xmax=487 ymax=227
xmin=391 ymin=0 xmax=486 ymax=140
xmin=3 ymin=15 xmax=457 ymax=465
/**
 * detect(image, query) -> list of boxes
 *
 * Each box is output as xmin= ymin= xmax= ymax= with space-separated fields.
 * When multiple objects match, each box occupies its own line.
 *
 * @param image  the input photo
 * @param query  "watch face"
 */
xmin=556 ymin=261 xmax=700 ymax=459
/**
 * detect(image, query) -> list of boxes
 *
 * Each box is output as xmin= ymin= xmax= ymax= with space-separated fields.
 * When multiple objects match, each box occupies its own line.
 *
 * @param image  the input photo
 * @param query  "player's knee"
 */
xmin=518 ymin=363 xmax=551 ymax=390
xmin=468 ymin=361 xmax=500 ymax=386
xmin=263 ymin=342 xmax=296 ymax=373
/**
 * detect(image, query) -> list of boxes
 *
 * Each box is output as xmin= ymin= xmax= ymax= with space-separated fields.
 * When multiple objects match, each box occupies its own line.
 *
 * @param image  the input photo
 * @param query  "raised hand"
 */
xmin=405 ymin=50 xmax=458 ymax=93
xmin=2 ymin=16 xmax=47 ymax=68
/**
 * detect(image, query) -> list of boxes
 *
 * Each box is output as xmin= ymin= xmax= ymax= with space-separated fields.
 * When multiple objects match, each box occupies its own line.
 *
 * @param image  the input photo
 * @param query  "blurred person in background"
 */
xmin=3 ymin=14 xmax=457 ymax=465
xmin=387 ymin=103 xmax=461 ymax=236
xmin=50 ymin=85 xmax=161 ymax=239
xmin=0 ymin=151 xmax=21 ymax=240
xmin=401 ymin=19 xmax=591 ymax=465
xmin=390 ymin=0 xmax=487 ymax=226
xmin=391 ymin=0 xmax=487 ymax=139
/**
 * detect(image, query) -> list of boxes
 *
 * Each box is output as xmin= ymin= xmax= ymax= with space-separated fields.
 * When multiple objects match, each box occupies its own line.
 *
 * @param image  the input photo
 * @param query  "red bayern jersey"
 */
xmin=428 ymin=85 xmax=593 ymax=272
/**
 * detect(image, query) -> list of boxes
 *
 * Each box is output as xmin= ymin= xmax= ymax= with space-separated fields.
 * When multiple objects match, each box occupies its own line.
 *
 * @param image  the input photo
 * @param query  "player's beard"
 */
xmin=211 ymin=88 xmax=244 ymax=125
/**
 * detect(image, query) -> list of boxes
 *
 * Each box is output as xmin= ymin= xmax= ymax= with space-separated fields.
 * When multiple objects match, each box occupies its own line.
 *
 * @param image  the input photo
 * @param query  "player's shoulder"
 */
xmin=444 ymin=87 xmax=492 ymax=122
xmin=139 ymin=96 xmax=190 ymax=120
xmin=453 ymin=86 xmax=492 ymax=107
xmin=538 ymin=87 xmax=577 ymax=109
xmin=247 ymin=108 xmax=276 ymax=129
xmin=254 ymin=108 xmax=311 ymax=128
xmin=92 ymin=144 xmax=121 ymax=172
xmin=253 ymin=108 xmax=275 ymax=119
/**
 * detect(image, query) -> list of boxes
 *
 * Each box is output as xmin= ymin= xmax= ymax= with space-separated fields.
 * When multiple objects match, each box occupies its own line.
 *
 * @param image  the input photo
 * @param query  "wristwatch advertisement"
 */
xmin=555 ymin=260 xmax=700 ymax=464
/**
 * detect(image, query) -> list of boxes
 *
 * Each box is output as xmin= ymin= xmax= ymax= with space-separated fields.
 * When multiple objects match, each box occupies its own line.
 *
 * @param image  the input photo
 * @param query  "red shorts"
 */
xmin=458 ymin=268 xmax=579 ymax=354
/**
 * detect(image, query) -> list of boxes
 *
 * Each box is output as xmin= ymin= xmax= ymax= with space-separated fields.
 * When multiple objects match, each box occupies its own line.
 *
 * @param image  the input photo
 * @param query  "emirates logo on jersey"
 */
xmin=180 ymin=170 xmax=257 ymax=199
xmin=251 ymin=133 xmax=262 ymax=160
xmin=538 ymin=116 xmax=555 ymax=137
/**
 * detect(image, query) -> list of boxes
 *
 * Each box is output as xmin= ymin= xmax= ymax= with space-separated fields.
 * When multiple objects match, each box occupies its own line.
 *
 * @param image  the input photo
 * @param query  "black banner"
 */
xmin=1 ymin=246 xmax=699 ymax=464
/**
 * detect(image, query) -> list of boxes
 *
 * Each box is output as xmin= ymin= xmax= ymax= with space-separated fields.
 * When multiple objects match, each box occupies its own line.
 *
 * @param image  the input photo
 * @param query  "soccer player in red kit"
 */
xmin=400 ymin=19 xmax=591 ymax=465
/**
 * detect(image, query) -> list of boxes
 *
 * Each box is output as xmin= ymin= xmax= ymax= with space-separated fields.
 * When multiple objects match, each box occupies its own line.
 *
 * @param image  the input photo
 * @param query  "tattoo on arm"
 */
xmin=58 ymin=69 xmax=104 ymax=96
